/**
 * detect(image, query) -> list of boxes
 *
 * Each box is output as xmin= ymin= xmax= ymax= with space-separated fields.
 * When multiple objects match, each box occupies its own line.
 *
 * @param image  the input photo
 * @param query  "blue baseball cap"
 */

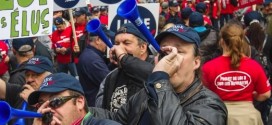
xmin=53 ymin=17 xmax=64 ymax=25
xmin=196 ymin=2 xmax=207 ymax=13
xmin=155 ymin=24 xmax=200 ymax=47
xmin=23 ymin=56 xmax=54 ymax=74
xmin=181 ymin=7 xmax=193 ymax=19
xmin=28 ymin=73 xmax=84 ymax=105
xmin=189 ymin=12 xmax=204 ymax=27
xmin=244 ymin=11 xmax=263 ymax=27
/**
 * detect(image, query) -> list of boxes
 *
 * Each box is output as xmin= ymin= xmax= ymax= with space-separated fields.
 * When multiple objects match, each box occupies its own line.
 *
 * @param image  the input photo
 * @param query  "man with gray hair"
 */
xmin=9 ymin=37 xmax=35 ymax=85
xmin=78 ymin=24 xmax=114 ymax=106
xmin=95 ymin=23 xmax=155 ymax=112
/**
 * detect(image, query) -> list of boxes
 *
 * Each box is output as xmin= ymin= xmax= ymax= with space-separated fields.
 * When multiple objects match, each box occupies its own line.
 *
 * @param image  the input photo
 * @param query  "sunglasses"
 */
xmin=36 ymin=95 xmax=79 ymax=109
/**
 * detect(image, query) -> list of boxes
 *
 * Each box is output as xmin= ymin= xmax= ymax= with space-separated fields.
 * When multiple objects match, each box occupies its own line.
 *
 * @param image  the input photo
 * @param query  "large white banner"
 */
xmin=0 ymin=0 xmax=53 ymax=40
xmin=89 ymin=0 xmax=124 ymax=6
xmin=108 ymin=3 xmax=160 ymax=36
xmin=54 ymin=0 xmax=87 ymax=11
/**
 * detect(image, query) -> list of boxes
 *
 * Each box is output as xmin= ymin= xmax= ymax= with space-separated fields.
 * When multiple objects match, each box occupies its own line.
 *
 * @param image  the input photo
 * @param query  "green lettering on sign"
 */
xmin=41 ymin=8 xmax=49 ymax=29
xmin=39 ymin=0 xmax=47 ymax=5
xmin=31 ymin=10 xmax=40 ymax=35
xmin=22 ymin=11 xmax=29 ymax=36
xmin=18 ymin=0 xmax=34 ymax=7
xmin=0 ymin=0 xmax=13 ymax=10
xmin=11 ymin=10 xmax=19 ymax=37
xmin=1 ymin=17 xmax=7 ymax=28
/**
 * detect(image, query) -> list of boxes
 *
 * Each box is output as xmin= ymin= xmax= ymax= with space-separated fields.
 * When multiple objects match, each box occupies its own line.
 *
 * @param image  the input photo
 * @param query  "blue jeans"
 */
xmin=57 ymin=62 xmax=78 ymax=77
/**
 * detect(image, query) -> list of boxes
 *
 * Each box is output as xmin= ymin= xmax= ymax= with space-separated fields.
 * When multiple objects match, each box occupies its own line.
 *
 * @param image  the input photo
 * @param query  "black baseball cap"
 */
xmin=115 ymin=23 xmax=147 ymax=42
xmin=169 ymin=0 xmax=179 ymax=7
xmin=74 ymin=7 xmax=89 ymax=17
xmin=12 ymin=37 xmax=34 ymax=53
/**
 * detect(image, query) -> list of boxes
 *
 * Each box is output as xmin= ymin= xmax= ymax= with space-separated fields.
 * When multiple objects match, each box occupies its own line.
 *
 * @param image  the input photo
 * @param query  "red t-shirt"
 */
xmin=220 ymin=0 xmax=236 ymax=14
xmin=212 ymin=1 xmax=219 ymax=19
xmin=0 ymin=41 xmax=8 ymax=75
xmin=202 ymin=56 xmax=271 ymax=101
xmin=100 ymin=14 xmax=108 ymax=26
xmin=75 ymin=22 xmax=86 ymax=40
xmin=51 ymin=26 xmax=73 ymax=64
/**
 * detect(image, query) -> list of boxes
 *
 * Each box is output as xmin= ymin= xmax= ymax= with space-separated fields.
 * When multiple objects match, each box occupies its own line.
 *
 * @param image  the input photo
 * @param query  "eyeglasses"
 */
xmin=36 ymin=95 xmax=79 ymax=109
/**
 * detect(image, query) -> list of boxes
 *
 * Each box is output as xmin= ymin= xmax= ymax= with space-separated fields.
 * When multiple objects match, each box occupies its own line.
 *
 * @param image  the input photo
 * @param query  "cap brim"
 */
xmin=105 ymin=30 xmax=115 ymax=39
xmin=23 ymin=66 xmax=45 ymax=74
xmin=28 ymin=88 xmax=66 ymax=105
xmin=74 ymin=12 xmax=82 ymax=17
xmin=155 ymin=31 xmax=196 ymax=45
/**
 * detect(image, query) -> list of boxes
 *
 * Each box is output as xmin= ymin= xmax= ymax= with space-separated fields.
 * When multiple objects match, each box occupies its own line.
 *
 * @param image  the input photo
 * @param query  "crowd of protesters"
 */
xmin=0 ymin=0 xmax=272 ymax=125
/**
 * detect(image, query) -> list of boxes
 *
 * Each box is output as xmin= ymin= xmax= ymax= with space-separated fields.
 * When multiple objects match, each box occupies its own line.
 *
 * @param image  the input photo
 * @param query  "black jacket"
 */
xmin=90 ymin=73 xmax=227 ymax=125
xmin=198 ymin=27 xmax=222 ymax=64
xmin=95 ymin=54 xmax=154 ymax=112
xmin=9 ymin=61 xmax=27 ymax=85
xmin=35 ymin=40 xmax=53 ymax=62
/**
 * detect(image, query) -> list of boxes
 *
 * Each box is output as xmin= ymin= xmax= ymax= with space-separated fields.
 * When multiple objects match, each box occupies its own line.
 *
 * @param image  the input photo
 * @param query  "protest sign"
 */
xmin=0 ymin=0 xmax=53 ymax=39
xmin=108 ymin=3 xmax=160 ymax=36
xmin=54 ymin=0 xmax=87 ymax=11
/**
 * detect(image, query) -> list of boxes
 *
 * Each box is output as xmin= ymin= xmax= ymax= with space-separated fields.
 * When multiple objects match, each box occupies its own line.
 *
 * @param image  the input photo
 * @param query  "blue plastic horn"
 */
xmin=86 ymin=19 xmax=113 ymax=48
xmin=117 ymin=0 xmax=161 ymax=52
xmin=0 ymin=101 xmax=42 ymax=125
xmin=13 ymin=101 xmax=27 ymax=125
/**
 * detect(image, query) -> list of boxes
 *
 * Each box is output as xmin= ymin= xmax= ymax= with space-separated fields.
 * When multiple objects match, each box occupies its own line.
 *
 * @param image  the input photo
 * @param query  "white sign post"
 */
xmin=0 ymin=0 xmax=53 ymax=40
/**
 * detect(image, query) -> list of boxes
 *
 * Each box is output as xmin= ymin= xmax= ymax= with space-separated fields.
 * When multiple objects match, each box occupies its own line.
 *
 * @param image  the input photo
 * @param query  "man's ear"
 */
xmin=76 ymin=96 xmax=85 ymax=111
xmin=12 ymin=48 xmax=17 ymax=55
xmin=95 ymin=37 xmax=101 ymax=45
xmin=140 ymin=43 xmax=148 ymax=55
xmin=193 ymin=56 xmax=201 ymax=70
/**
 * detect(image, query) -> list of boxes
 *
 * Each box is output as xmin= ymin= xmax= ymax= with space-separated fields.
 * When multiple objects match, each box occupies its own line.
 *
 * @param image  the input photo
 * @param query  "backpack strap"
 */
xmin=261 ymin=35 xmax=268 ymax=52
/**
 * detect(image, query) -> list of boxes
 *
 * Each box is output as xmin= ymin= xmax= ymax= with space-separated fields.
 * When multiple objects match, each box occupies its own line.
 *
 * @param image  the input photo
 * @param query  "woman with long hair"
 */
xmin=244 ymin=11 xmax=272 ymax=125
xmin=201 ymin=22 xmax=271 ymax=125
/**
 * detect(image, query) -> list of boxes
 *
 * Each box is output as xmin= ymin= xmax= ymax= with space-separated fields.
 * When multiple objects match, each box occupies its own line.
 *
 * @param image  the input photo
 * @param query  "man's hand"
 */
xmin=153 ymin=46 xmax=183 ymax=76
xmin=55 ymin=48 xmax=61 ymax=54
xmin=109 ymin=45 xmax=127 ymax=65
xmin=73 ymin=45 xmax=80 ymax=53
xmin=20 ymin=84 xmax=35 ymax=102
xmin=33 ymin=101 xmax=61 ymax=125
xmin=4 ymin=56 xmax=9 ymax=63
